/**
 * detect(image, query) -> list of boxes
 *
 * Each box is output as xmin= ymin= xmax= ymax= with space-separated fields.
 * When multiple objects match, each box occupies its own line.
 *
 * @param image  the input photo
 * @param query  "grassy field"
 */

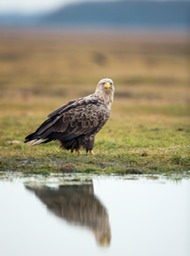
xmin=0 ymin=29 xmax=189 ymax=175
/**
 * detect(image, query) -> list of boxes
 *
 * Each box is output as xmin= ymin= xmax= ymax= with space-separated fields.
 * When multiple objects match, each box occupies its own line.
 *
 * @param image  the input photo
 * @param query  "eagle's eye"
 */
xmin=103 ymin=81 xmax=112 ymax=85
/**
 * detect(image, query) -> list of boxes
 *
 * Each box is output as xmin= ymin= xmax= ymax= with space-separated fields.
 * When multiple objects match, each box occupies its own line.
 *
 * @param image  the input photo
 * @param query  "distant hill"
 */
xmin=42 ymin=0 xmax=190 ymax=29
xmin=0 ymin=14 xmax=40 ymax=26
xmin=0 ymin=1 xmax=189 ymax=29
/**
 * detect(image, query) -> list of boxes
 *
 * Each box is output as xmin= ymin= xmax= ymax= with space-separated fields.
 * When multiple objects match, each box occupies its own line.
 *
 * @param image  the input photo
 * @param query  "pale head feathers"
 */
xmin=94 ymin=78 xmax=115 ymax=110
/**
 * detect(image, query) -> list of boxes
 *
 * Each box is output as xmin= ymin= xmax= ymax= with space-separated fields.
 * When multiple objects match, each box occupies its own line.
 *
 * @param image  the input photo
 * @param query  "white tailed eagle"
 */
xmin=25 ymin=78 xmax=115 ymax=154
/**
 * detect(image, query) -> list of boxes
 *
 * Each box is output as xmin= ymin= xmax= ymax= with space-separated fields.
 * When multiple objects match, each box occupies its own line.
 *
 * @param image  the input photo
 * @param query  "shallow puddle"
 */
xmin=0 ymin=174 xmax=189 ymax=256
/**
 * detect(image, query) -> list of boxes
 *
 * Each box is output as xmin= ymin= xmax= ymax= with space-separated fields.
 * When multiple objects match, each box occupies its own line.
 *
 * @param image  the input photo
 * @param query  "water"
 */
xmin=0 ymin=174 xmax=189 ymax=256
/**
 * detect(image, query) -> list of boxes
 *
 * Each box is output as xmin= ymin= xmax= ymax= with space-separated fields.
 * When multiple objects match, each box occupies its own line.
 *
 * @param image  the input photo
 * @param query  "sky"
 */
xmin=0 ymin=0 xmax=109 ymax=14
xmin=0 ymin=0 xmax=185 ymax=14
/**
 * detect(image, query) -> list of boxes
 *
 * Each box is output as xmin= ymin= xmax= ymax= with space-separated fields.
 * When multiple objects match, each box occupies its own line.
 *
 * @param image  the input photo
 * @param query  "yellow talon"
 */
xmin=75 ymin=150 xmax=81 ymax=155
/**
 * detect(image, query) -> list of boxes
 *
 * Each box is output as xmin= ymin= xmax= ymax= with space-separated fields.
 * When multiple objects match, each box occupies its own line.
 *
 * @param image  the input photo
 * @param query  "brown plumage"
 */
xmin=24 ymin=78 xmax=115 ymax=154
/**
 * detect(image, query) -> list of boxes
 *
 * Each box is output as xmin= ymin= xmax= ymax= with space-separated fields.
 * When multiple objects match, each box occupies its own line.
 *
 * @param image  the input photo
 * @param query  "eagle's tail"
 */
xmin=24 ymin=115 xmax=58 ymax=146
xmin=24 ymin=132 xmax=48 ymax=146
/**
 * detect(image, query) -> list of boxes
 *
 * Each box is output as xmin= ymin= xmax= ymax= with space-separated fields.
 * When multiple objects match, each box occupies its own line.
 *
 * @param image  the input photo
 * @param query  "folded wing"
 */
xmin=24 ymin=96 xmax=109 ymax=145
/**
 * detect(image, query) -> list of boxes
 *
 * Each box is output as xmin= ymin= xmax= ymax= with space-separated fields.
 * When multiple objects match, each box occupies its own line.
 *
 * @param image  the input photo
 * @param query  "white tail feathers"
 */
xmin=25 ymin=138 xmax=47 ymax=146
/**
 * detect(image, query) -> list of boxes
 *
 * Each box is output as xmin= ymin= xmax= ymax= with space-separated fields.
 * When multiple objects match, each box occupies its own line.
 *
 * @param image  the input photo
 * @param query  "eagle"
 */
xmin=24 ymin=78 xmax=115 ymax=154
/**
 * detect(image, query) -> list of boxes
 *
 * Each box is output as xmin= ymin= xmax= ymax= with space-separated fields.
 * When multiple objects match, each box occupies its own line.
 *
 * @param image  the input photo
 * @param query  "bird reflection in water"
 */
xmin=26 ymin=182 xmax=111 ymax=246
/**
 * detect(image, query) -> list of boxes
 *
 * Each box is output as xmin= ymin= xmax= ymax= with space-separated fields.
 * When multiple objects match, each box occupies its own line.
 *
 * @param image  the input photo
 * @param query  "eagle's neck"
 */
xmin=94 ymin=89 xmax=114 ymax=111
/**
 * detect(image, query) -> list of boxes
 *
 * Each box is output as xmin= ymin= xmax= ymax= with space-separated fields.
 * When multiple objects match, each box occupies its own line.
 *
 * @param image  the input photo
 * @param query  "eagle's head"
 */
xmin=95 ymin=78 xmax=115 ymax=109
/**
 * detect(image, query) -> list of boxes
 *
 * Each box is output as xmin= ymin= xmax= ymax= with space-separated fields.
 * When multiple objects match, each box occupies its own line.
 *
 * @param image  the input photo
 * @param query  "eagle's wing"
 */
xmin=25 ymin=96 xmax=109 ymax=144
xmin=48 ymin=98 xmax=80 ymax=118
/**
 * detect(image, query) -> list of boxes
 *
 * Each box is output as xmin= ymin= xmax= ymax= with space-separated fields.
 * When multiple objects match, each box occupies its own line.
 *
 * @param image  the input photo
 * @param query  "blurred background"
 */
xmin=0 ymin=0 xmax=189 ymax=116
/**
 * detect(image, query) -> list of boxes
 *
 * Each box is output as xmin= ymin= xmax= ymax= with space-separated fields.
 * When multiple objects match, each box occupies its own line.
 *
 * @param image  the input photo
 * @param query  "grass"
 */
xmin=0 ymin=29 xmax=189 ymax=175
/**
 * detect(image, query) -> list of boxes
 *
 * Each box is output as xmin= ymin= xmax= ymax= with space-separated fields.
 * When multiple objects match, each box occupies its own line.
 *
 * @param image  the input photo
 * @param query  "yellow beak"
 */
xmin=104 ymin=82 xmax=111 ymax=89
xmin=99 ymin=236 xmax=110 ymax=247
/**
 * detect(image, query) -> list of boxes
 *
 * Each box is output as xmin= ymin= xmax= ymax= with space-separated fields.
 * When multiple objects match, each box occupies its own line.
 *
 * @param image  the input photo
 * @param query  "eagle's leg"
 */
xmin=85 ymin=136 xmax=95 ymax=155
xmin=70 ymin=149 xmax=80 ymax=154
xmin=86 ymin=149 xmax=95 ymax=155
